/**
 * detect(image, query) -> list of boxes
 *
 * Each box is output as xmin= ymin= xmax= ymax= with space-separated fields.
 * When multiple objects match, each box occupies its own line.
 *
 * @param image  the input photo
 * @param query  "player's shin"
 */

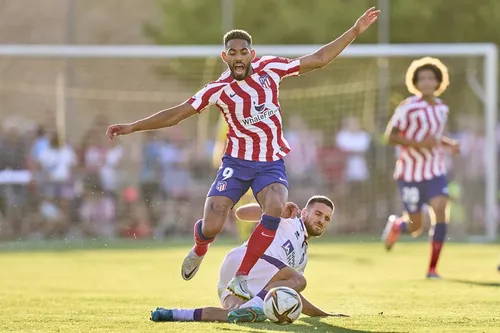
xmin=193 ymin=219 xmax=215 ymax=257
xmin=429 ymin=222 xmax=447 ymax=273
xmin=236 ymin=215 xmax=281 ymax=276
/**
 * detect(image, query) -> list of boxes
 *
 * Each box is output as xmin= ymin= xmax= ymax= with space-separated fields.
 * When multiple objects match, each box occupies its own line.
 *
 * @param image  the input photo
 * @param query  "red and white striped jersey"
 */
xmin=187 ymin=56 xmax=300 ymax=162
xmin=390 ymin=95 xmax=449 ymax=182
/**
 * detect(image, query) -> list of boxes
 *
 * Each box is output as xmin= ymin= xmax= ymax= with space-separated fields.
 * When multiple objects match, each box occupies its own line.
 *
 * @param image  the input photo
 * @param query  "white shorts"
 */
xmin=217 ymin=246 xmax=287 ymax=305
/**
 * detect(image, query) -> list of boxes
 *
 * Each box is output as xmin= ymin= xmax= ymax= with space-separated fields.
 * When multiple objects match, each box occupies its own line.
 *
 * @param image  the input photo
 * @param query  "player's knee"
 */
xmin=201 ymin=221 xmax=224 ymax=238
xmin=263 ymin=193 xmax=287 ymax=218
xmin=430 ymin=196 xmax=448 ymax=222
xmin=203 ymin=197 xmax=233 ymax=237
xmin=258 ymin=183 xmax=288 ymax=218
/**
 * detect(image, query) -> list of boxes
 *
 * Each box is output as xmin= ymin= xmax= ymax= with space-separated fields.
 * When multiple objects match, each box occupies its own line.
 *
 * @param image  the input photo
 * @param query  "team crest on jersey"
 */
xmin=258 ymin=74 xmax=271 ymax=89
xmin=216 ymin=181 xmax=227 ymax=192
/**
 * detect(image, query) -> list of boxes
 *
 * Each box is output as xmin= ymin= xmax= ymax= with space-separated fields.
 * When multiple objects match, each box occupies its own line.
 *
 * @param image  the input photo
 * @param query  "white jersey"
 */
xmin=217 ymin=217 xmax=308 ymax=304
xmin=243 ymin=217 xmax=309 ymax=273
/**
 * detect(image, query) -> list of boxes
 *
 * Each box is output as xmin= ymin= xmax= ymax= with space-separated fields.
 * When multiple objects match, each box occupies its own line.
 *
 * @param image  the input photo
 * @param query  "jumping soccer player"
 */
xmin=150 ymin=196 xmax=347 ymax=323
xmin=381 ymin=57 xmax=460 ymax=279
xmin=106 ymin=7 xmax=380 ymax=300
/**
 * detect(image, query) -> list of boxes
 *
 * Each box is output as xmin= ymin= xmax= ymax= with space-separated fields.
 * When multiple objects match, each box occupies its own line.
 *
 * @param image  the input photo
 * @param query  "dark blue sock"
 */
xmin=433 ymin=223 xmax=447 ymax=242
xmin=256 ymin=289 xmax=268 ymax=301
xmin=260 ymin=214 xmax=281 ymax=231
xmin=196 ymin=220 xmax=214 ymax=241
xmin=400 ymin=220 xmax=407 ymax=233
xmin=193 ymin=308 xmax=203 ymax=321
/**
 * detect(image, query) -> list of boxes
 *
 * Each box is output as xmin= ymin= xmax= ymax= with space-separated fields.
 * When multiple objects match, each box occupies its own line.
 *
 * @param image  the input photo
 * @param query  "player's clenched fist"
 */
xmin=281 ymin=202 xmax=300 ymax=219
xmin=106 ymin=124 xmax=134 ymax=140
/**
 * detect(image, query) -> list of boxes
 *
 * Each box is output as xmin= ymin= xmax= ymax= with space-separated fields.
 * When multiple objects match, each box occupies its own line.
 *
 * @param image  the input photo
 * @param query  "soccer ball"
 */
xmin=263 ymin=287 xmax=302 ymax=324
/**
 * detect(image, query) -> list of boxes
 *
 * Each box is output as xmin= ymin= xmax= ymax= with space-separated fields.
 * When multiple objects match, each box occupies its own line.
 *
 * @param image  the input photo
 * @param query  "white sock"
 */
xmin=172 ymin=309 xmax=195 ymax=321
xmin=240 ymin=296 xmax=264 ymax=309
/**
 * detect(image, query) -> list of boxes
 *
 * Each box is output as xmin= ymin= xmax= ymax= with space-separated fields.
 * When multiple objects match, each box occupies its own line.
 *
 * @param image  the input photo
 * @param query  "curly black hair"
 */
xmin=223 ymin=29 xmax=252 ymax=47
xmin=412 ymin=63 xmax=443 ymax=86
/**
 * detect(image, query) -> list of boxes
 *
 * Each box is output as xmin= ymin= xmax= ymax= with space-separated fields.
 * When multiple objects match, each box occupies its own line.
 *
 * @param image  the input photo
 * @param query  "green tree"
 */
xmin=144 ymin=0 xmax=499 ymax=127
xmin=145 ymin=0 xmax=500 ymax=45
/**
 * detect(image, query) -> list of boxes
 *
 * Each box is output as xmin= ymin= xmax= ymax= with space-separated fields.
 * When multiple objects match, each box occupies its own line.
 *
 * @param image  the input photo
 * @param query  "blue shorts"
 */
xmin=208 ymin=155 xmax=288 ymax=205
xmin=397 ymin=175 xmax=449 ymax=214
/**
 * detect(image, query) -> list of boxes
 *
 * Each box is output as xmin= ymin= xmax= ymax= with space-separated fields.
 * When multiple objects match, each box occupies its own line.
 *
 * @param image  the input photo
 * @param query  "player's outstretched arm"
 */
xmin=299 ymin=7 xmax=380 ymax=74
xmin=235 ymin=203 xmax=262 ymax=222
xmin=235 ymin=202 xmax=300 ymax=221
xmin=441 ymin=136 xmax=460 ymax=154
xmin=299 ymin=293 xmax=349 ymax=317
xmin=106 ymin=102 xmax=197 ymax=139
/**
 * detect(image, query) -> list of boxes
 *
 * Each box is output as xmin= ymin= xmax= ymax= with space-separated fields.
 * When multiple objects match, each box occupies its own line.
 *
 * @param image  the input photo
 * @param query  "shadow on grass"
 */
xmin=447 ymin=278 xmax=500 ymax=288
xmin=218 ymin=316 xmax=405 ymax=333
xmin=307 ymin=252 xmax=373 ymax=266
xmin=1 ymin=235 xmax=498 ymax=253
xmin=0 ymin=235 xmax=388 ymax=253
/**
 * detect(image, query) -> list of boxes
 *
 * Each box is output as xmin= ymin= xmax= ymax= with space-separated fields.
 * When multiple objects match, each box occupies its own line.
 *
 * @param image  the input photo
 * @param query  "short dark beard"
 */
xmin=230 ymin=66 xmax=251 ymax=81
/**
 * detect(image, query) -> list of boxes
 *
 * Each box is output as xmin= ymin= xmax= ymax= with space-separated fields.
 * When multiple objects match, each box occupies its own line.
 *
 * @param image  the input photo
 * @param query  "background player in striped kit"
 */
xmin=382 ymin=57 xmax=460 ymax=279
xmin=106 ymin=7 xmax=380 ymax=300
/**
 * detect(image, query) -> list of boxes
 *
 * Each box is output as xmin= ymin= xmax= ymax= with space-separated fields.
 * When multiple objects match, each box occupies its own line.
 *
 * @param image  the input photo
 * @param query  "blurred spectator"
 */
xmin=29 ymin=126 xmax=50 ymax=166
xmin=336 ymin=117 xmax=371 ymax=230
xmin=317 ymin=137 xmax=347 ymax=188
xmin=139 ymin=131 xmax=163 ymax=224
xmin=79 ymin=184 xmax=116 ymax=238
xmin=99 ymin=139 xmax=124 ymax=197
xmin=284 ymin=115 xmax=319 ymax=185
xmin=454 ymin=115 xmax=486 ymax=233
xmin=336 ymin=117 xmax=371 ymax=183
xmin=38 ymin=198 xmax=67 ymax=238
xmin=120 ymin=187 xmax=152 ymax=239
xmin=0 ymin=122 xmax=29 ymax=171
xmin=38 ymin=133 xmax=77 ymax=225
xmin=0 ymin=122 xmax=30 ymax=237
xmin=156 ymin=131 xmax=193 ymax=237
xmin=84 ymin=131 xmax=107 ymax=184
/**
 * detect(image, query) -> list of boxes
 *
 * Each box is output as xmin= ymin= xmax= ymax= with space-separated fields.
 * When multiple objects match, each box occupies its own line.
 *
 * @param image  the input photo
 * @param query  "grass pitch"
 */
xmin=0 ymin=238 xmax=499 ymax=333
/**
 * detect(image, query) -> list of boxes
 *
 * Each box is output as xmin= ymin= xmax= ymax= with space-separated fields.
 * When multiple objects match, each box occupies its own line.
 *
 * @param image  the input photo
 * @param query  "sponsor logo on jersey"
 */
xmin=241 ymin=103 xmax=279 ymax=126
xmin=282 ymin=240 xmax=295 ymax=267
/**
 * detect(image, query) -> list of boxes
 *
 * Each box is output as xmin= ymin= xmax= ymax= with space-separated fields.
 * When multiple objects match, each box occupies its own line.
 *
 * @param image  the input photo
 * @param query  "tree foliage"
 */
xmin=145 ymin=0 xmax=500 ymax=45
xmin=143 ymin=0 xmax=498 ymax=132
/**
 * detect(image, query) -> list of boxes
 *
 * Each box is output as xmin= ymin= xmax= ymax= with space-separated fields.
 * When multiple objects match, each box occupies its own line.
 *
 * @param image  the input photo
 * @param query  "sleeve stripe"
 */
xmin=267 ymin=58 xmax=300 ymax=78
xmin=188 ymin=83 xmax=226 ymax=113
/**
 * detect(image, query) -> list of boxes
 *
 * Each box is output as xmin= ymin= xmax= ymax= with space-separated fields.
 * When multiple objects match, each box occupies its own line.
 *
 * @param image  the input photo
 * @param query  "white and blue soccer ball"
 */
xmin=263 ymin=286 xmax=302 ymax=324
